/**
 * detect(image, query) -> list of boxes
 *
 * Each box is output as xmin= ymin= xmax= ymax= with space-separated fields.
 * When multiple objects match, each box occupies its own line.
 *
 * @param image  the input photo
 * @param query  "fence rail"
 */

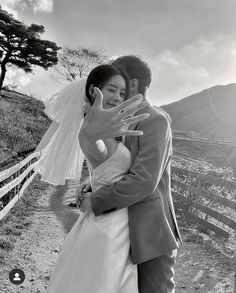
xmin=0 ymin=151 xmax=40 ymax=221
xmin=1 ymin=150 xmax=236 ymax=240
xmin=173 ymin=129 xmax=236 ymax=146
xmin=171 ymin=166 xmax=236 ymax=238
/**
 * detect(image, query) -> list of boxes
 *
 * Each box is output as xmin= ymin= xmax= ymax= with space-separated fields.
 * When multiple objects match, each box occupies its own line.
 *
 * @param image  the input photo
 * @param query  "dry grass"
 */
xmin=0 ymin=175 xmax=49 ymax=265
xmin=0 ymin=89 xmax=50 ymax=167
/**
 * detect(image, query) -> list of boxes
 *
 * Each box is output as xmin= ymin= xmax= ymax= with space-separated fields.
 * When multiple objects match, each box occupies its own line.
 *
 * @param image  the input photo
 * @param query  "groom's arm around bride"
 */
xmin=78 ymin=55 xmax=182 ymax=293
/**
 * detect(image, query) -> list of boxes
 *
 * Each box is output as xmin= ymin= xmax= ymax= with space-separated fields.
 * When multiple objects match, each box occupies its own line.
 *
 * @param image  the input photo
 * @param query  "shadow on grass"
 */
xmin=49 ymin=185 xmax=81 ymax=234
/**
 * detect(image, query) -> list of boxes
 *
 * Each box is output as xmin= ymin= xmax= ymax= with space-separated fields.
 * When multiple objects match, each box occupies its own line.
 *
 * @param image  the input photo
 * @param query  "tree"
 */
xmin=53 ymin=46 xmax=108 ymax=82
xmin=0 ymin=6 xmax=61 ymax=90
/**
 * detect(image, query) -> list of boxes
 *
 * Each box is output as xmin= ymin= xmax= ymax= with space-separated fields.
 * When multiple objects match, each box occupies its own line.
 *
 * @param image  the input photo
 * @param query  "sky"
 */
xmin=1 ymin=0 xmax=236 ymax=106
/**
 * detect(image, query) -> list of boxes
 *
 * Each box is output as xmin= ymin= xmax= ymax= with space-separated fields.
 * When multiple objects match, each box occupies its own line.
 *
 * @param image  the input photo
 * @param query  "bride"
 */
xmin=37 ymin=64 xmax=148 ymax=292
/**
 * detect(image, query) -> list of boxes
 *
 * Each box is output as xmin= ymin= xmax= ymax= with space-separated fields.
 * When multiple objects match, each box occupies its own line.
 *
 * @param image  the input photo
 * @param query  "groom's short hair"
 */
xmin=110 ymin=55 xmax=152 ymax=95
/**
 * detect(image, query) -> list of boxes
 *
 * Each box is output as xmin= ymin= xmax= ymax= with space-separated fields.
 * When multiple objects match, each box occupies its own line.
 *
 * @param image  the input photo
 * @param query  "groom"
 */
xmin=77 ymin=55 xmax=182 ymax=292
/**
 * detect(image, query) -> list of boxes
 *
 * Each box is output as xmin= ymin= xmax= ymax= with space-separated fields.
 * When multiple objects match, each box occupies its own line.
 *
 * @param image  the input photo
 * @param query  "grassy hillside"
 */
xmin=0 ymin=89 xmax=51 ymax=168
xmin=162 ymin=84 xmax=236 ymax=140
xmin=173 ymin=137 xmax=236 ymax=176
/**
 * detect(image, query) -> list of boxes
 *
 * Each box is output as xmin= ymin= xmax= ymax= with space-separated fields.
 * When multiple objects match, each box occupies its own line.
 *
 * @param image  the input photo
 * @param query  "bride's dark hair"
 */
xmin=85 ymin=64 xmax=130 ymax=105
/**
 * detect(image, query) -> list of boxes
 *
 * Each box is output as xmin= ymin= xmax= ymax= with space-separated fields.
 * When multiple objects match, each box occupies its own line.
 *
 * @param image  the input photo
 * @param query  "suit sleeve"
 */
xmin=91 ymin=112 xmax=172 ymax=216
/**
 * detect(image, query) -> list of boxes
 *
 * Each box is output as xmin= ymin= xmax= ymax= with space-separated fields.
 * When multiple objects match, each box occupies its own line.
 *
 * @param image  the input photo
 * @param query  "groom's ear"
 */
xmin=129 ymin=79 xmax=139 ymax=97
xmin=130 ymin=79 xmax=139 ymax=92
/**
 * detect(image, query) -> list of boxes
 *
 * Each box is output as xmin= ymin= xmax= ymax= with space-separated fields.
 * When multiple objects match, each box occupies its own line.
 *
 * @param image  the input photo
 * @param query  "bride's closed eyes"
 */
xmin=107 ymin=86 xmax=126 ymax=97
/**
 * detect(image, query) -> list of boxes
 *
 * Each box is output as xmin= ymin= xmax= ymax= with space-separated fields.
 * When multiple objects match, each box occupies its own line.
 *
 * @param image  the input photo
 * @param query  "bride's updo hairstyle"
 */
xmin=85 ymin=64 xmax=130 ymax=106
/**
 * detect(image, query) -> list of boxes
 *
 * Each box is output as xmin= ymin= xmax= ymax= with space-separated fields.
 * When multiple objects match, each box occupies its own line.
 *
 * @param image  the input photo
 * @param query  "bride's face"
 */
xmin=101 ymin=74 xmax=127 ymax=109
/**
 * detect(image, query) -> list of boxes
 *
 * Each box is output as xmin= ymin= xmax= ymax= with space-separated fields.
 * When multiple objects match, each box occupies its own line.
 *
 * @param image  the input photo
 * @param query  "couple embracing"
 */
xmin=37 ymin=55 xmax=182 ymax=293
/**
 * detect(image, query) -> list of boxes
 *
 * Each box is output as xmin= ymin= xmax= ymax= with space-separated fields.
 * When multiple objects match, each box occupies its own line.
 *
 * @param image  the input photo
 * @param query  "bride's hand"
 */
xmin=75 ymin=182 xmax=92 ymax=210
xmin=82 ymin=87 xmax=150 ymax=140
xmin=80 ymin=192 xmax=92 ymax=213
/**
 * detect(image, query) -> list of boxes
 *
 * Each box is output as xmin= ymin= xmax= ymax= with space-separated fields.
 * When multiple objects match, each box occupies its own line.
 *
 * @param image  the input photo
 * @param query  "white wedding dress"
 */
xmin=45 ymin=143 xmax=138 ymax=293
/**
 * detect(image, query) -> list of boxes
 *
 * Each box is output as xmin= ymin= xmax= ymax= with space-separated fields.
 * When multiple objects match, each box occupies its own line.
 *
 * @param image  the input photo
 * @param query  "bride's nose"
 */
xmin=113 ymin=92 xmax=123 ymax=103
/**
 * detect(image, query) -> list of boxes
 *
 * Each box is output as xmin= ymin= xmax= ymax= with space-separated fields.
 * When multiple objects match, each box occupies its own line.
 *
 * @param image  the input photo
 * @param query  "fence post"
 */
xmin=16 ymin=163 xmax=20 ymax=200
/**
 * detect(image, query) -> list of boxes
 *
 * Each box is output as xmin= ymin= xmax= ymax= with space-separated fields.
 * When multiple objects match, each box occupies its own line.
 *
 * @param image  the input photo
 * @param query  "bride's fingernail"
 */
xmin=132 ymin=94 xmax=142 ymax=101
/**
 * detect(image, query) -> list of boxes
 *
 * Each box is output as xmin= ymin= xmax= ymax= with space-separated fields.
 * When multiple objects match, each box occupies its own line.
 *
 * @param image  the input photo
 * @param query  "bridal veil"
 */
xmin=36 ymin=78 xmax=87 ymax=185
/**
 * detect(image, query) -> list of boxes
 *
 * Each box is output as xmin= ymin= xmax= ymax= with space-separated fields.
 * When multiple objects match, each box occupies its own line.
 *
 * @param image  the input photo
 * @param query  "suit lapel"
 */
xmin=124 ymin=122 xmax=138 ymax=150
xmin=124 ymin=102 xmax=150 ymax=150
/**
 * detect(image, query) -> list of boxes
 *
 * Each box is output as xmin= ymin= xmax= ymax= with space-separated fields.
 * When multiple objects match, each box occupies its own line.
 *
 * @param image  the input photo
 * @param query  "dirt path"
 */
xmin=0 ymin=183 xmax=235 ymax=293
xmin=0 ymin=184 xmax=80 ymax=293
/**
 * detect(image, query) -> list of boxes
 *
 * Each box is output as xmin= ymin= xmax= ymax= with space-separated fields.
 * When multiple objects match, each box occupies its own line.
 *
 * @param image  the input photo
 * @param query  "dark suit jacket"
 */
xmin=91 ymin=102 xmax=182 ymax=264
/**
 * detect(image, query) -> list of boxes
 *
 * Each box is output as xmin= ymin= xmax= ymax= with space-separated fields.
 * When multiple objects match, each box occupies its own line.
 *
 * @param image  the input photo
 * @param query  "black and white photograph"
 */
xmin=0 ymin=0 xmax=235 ymax=292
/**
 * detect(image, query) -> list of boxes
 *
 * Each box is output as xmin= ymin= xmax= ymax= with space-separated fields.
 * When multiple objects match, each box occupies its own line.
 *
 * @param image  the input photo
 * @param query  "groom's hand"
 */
xmin=81 ymin=87 xmax=150 ymax=140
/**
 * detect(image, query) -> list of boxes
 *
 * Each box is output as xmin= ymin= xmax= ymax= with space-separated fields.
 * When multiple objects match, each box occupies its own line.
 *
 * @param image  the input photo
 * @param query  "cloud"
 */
xmin=1 ymin=0 xmax=23 ymax=17
xmin=147 ymin=35 xmax=236 ymax=106
xmin=1 ymin=0 xmax=53 ymax=16
xmin=19 ymin=67 xmax=63 ymax=100
xmin=5 ymin=68 xmax=31 ymax=89
xmin=29 ymin=0 xmax=53 ymax=13
xmin=3 ymin=0 xmax=235 ymax=106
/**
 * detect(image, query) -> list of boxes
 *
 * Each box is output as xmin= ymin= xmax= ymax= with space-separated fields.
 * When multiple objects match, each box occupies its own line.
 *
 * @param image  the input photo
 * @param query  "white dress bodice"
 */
xmin=91 ymin=142 xmax=131 ymax=191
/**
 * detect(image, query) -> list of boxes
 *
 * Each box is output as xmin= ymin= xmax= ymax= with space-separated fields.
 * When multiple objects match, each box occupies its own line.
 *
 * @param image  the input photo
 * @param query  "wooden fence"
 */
xmin=0 ymin=151 xmax=40 ymax=221
xmin=171 ymin=166 xmax=236 ymax=238
xmin=1 ymin=150 xmax=236 ymax=239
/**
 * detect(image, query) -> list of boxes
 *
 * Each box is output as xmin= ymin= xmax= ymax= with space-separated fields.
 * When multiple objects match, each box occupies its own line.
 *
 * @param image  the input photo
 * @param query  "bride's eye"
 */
xmin=120 ymin=92 xmax=126 ymax=98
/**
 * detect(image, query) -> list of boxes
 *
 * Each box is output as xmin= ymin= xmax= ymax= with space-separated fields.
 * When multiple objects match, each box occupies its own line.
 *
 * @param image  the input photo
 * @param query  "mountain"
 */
xmin=161 ymin=84 xmax=236 ymax=140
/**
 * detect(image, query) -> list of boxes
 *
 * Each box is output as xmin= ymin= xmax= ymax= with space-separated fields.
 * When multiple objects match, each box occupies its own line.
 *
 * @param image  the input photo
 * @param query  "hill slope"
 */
xmin=0 ymin=89 xmax=51 ymax=168
xmin=161 ymin=84 xmax=236 ymax=140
